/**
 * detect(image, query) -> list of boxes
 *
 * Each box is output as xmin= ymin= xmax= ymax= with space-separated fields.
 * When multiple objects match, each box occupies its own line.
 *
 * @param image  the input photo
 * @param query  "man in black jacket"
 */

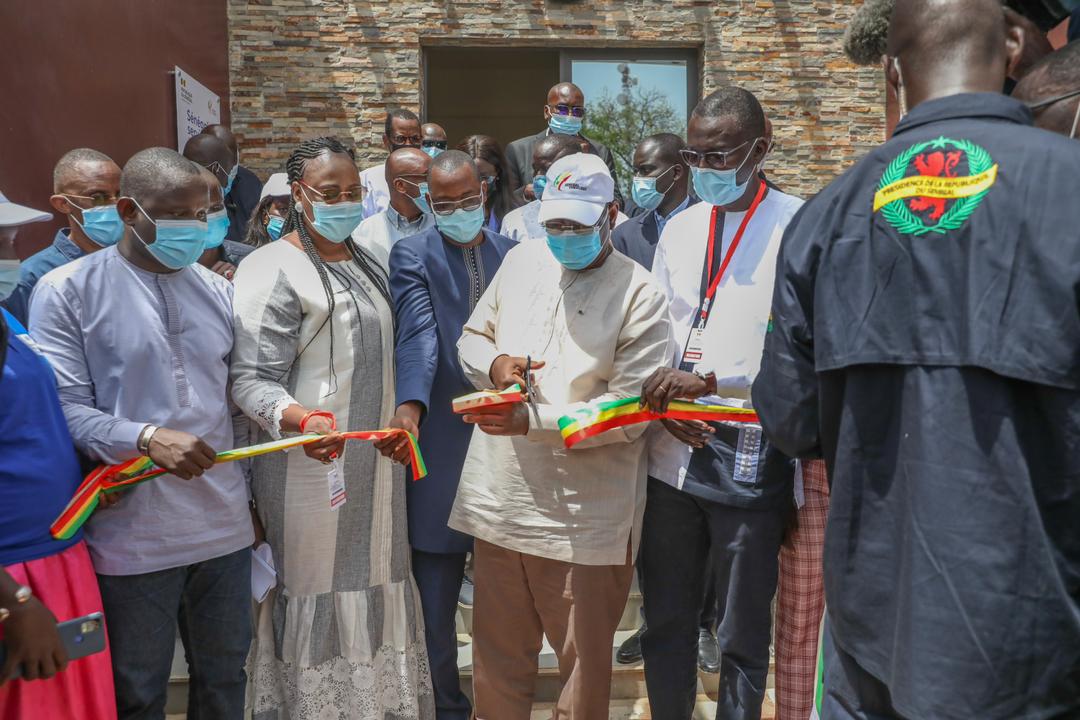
xmin=504 ymin=82 xmax=623 ymax=208
xmin=753 ymin=0 xmax=1080 ymax=717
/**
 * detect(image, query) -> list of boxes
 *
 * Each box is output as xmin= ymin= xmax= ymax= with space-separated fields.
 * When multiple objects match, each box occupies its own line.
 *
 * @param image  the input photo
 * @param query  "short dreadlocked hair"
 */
xmin=843 ymin=0 xmax=895 ymax=66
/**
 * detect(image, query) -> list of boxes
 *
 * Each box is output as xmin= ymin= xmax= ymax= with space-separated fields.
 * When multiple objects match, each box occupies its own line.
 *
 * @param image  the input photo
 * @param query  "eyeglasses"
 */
xmin=390 ymin=134 xmax=423 ymax=147
xmin=204 ymin=161 xmax=233 ymax=179
xmin=679 ymin=139 xmax=758 ymax=171
xmin=1026 ymin=87 xmax=1080 ymax=139
xmin=547 ymin=104 xmax=586 ymax=119
xmin=542 ymin=211 xmax=607 ymax=236
xmin=429 ymin=192 xmax=484 ymax=216
xmin=61 ymin=192 xmax=120 ymax=208
xmin=299 ymin=182 xmax=363 ymax=203
xmin=422 ymin=139 xmax=447 ymax=150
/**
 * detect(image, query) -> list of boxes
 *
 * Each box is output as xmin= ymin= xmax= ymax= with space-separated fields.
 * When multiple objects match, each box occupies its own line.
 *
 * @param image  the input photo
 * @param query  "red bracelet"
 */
xmin=299 ymin=410 xmax=337 ymax=434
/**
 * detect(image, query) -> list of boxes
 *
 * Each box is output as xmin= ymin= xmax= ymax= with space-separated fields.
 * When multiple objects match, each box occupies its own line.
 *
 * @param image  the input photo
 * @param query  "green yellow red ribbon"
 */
xmin=452 ymin=384 xmax=524 ymax=414
xmin=558 ymin=397 xmax=759 ymax=448
xmin=50 ymin=429 xmax=425 ymax=540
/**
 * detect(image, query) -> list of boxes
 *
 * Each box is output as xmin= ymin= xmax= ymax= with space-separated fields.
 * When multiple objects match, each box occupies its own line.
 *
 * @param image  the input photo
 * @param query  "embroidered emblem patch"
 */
xmin=873 ymin=136 xmax=998 ymax=235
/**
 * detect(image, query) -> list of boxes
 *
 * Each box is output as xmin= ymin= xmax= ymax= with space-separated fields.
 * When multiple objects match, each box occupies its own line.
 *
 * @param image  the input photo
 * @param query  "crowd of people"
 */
xmin=1 ymin=1 xmax=1079 ymax=719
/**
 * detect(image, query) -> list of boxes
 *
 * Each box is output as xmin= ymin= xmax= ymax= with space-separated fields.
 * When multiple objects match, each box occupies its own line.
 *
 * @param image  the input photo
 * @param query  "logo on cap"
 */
xmin=554 ymin=171 xmax=587 ymax=193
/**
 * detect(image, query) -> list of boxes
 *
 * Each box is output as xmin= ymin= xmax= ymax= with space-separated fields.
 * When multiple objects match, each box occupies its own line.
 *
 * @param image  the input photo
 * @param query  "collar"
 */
xmin=893 ymin=92 xmax=1033 ymax=136
xmin=386 ymin=203 xmax=426 ymax=231
xmin=657 ymin=195 xmax=690 ymax=223
xmin=53 ymin=228 xmax=86 ymax=261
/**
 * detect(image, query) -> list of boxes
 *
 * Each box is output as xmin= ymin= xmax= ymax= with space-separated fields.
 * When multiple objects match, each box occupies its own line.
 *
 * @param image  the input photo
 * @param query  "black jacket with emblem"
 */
xmin=753 ymin=93 xmax=1080 ymax=719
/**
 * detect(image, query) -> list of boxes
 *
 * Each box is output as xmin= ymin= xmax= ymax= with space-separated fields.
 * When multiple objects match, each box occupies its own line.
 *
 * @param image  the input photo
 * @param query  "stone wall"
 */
xmin=228 ymin=0 xmax=884 ymax=198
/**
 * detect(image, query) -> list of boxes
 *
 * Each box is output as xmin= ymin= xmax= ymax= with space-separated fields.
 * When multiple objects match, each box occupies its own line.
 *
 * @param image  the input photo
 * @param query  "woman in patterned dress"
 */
xmin=230 ymin=137 xmax=433 ymax=719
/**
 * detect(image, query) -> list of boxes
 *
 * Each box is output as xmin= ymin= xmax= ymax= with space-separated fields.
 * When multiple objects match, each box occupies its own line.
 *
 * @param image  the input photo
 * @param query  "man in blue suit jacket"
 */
xmin=388 ymin=150 xmax=516 ymax=720
xmin=612 ymin=133 xmax=694 ymax=271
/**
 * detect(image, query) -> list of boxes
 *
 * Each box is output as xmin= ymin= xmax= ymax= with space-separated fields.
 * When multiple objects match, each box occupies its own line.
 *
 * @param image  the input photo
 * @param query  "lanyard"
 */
xmin=696 ymin=181 xmax=769 ymax=327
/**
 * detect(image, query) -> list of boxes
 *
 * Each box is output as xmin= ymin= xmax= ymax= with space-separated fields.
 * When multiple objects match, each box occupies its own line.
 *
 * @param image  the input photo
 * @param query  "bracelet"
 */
xmin=137 ymin=424 xmax=159 ymax=455
xmin=298 ymin=410 xmax=336 ymax=434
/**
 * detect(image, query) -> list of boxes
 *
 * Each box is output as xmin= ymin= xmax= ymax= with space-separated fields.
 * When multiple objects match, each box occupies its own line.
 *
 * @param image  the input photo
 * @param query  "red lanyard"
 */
xmin=699 ymin=181 xmax=768 ymax=324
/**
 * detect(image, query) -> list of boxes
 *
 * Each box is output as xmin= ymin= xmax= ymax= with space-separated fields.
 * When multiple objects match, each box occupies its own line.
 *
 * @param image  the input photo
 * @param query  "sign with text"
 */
xmin=174 ymin=66 xmax=220 ymax=152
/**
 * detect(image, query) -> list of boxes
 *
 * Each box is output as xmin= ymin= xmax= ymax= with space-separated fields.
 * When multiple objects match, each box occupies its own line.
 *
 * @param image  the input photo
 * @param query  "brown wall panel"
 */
xmin=0 ymin=0 xmax=229 ymax=257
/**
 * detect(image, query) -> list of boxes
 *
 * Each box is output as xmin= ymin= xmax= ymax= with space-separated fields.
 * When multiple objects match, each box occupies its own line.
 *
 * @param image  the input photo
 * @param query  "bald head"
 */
xmin=387 ymin=147 xmax=431 ymax=181
xmin=120 ymin=147 xmax=203 ymax=206
xmin=184 ymin=134 xmax=235 ymax=191
xmin=1013 ymin=43 xmax=1080 ymax=137
xmin=428 ymin=149 xmax=482 ymax=210
xmin=637 ymin=133 xmax=684 ymax=165
xmin=533 ymin=134 xmax=581 ymax=177
xmin=546 ymin=81 xmax=585 ymax=112
xmin=53 ymin=148 xmax=120 ymax=194
xmin=422 ymin=123 xmax=447 ymax=142
xmin=201 ymin=124 xmax=238 ymax=156
xmin=197 ymin=166 xmax=225 ymax=209
xmin=887 ymin=0 xmax=1011 ymax=110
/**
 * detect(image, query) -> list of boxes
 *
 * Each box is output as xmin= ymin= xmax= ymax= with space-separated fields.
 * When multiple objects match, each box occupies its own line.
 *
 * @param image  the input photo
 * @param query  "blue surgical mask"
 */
xmin=224 ymin=164 xmax=238 ymax=195
xmin=129 ymin=199 xmax=208 ymax=270
xmin=548 ymin=113 xmax=584 ymax=136
xmin=0 ymin=260 xmax=20 ymax=302
xmin=533 ymin=175 xmax=548 ymax=200
xmin=205 ymin=209 xmax=230 ymax=249
xmin=266 ymin=215 xmax=285 ymax=240
xmin=400 ymin=179 xmax=432 ymax=215
xmin=301 ymin=187 xmax=365 ymax=243
xmin=690 ymin=142 xmax=759 ymax=206
xmin=546 ymin=225 xmax=606 ymax=270
xmin=423 ymin=146 xmax=444 ymax=159
xmin=73 ymin=204 xmax=124 ymax=247
xmin=436 ymin=206 xmax=485 ymax=245
xmin=631 ymin=166 xmax=676 ymax=212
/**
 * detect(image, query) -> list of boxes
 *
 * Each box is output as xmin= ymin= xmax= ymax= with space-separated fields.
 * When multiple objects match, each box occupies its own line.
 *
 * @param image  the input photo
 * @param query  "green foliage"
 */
xmin=585 ymin=87 xmax=684 ymax=191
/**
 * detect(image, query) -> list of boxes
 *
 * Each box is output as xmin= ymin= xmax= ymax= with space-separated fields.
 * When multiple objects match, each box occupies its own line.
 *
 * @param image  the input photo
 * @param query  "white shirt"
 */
xmin=648 ymin=189 xmax=804 ymax=488
xmin=501 ymin=199 xmax=630 ymax=244
xmin=449 ymin=240 xmax=675 ymax=565
xmin=352 ymin=204 xmax=435 ymax=271
xmin=360 ymin=162 xmax=390 ymax=219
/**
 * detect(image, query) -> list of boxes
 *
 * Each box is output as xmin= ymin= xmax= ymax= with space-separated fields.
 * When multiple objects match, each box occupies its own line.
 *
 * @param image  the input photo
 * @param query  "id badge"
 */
xmin=682 ymin=327 xmax=707 ymax=368
xmin=327 ymin=458 xmax=346 ymax=509
xmin=733 ymin=426 xmax=762 ymax=484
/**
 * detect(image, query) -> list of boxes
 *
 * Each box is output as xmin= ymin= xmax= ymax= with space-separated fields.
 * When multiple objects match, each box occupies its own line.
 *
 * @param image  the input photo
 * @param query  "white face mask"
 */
xmin=0 ymin=259 xmax=20 ymax=302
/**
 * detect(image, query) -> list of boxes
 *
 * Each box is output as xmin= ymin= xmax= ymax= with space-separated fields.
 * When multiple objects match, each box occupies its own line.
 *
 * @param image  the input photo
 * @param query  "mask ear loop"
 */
xmin=1070 ymin=98 xmax=1080 ymax=140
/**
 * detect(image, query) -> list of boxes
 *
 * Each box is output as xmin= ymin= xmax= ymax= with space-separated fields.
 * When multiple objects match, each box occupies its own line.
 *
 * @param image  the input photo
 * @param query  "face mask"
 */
xmin=436 ymin=205 xmax=485 ymax=245
xmin=548 ymin=113 xmax=584 ymax=136
xmin=224 ymin=164 xmax=239 ymax=195
xmin=205 ymin=209 xmax=230 ymax=249
xmin=423 ymin=146 xmax=444 ymax=159
xmin=72 ymin=204 xmax=124 ymax=247
xmin=266 ymin=215 xmax=285 ymax=240
xmin=0 ymin=259 xmax=20 ymax=302
xmin=399 ymin=179 xmax=432 ymax=216
xmin=546 ymin=222 xmax=607 ymax=271
xmin=129 ymin=199 xmax=208 ymax=270
xmin=691 ymin=142 xmax=759 ymax=207
xmin=631 ymin=166 xmax=675 ymax=212
xmin=300 ymin=187 xmax=365 ymax=243
xmin=533 ymin=175 xmax=548 ymax=200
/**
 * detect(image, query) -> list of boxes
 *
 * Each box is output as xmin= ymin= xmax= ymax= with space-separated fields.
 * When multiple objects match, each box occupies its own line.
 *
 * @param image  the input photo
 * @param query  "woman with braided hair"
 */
xmin=230 ymin=136 xmax=434 ymax=718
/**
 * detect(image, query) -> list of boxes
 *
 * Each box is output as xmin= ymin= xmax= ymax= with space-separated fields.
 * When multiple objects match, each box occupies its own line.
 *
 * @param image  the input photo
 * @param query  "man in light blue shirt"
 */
xmin=30 ymin=147 xmax=253 ymax=720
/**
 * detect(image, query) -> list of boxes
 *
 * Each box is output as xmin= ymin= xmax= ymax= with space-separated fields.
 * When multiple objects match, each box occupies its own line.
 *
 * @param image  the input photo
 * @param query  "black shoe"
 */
xmin=458 ymin=572 xmax=474 ymax=609
xmin=697 ymin=628 xmax=720 ymax=674
xmin=616 ymin=626 xmax=645 ymax=664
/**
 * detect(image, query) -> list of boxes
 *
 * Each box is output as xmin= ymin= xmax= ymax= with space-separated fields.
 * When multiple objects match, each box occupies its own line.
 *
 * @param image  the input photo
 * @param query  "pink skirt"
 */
xmin=0 ymin=540 xmax=116 ymax=720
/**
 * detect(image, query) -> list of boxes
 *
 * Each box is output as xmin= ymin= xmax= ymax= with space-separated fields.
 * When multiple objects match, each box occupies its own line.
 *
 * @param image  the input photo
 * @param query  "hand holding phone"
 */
xmin=0 ymin=611 xmax=106 ymax=684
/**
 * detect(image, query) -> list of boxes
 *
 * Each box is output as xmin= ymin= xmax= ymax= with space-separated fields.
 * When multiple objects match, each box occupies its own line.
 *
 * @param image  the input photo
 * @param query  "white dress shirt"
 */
xmin=648 ymin=189 xmax=804 ymax=489
xmin=360 ymin=162 xmax=390 ymax=219
xmin=352 ymin=204 xmax=435 ymax=271
xmin=449 ymin=240 xmax=674 ymax=565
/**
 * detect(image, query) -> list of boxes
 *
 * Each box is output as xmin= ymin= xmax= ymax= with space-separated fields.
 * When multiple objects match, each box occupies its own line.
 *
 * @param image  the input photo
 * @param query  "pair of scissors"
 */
xmin=524 ymin=355 xmax=539 ymax=417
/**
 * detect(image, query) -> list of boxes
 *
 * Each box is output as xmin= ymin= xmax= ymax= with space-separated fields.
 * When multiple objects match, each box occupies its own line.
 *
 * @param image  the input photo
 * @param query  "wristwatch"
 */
xmin=694 ymin=369 xmax=718 ymax=396
xmin=137 ymin=424 xmax=160 ymax=455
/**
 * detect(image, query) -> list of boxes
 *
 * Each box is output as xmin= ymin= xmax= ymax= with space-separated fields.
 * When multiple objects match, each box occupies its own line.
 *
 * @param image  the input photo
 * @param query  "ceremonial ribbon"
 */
xmin=558 ymin=397 xmax=759 ymax=448
xmin=50 ymin=429 xmax=426 ymax=540
xmin=452 ymin=384 xmax=524 ymax=413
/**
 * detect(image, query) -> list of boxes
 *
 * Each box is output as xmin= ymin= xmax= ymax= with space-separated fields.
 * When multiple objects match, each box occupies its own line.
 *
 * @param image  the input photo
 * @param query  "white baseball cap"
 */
xmin=0 ymin=191 xmax=52 ymax=227
xmin=537 ymin=153 xmax=614 ymax=227
xmin=259 ymin=173 xmax=291 ymax=200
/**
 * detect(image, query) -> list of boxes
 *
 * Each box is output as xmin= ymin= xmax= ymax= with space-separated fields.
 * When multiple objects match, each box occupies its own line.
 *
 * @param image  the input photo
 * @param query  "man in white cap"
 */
xmin=451 ymin=152 xmax=673 ymax=719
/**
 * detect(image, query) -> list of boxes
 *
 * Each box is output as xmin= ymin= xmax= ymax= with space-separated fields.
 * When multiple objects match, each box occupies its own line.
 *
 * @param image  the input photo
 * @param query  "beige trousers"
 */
xmin=471 ymin=538 xmax=634 ymax=720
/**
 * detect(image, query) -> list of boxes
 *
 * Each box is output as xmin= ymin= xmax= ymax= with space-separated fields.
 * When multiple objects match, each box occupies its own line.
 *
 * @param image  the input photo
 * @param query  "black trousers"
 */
xmin=412 ymin=549 xmax=471 ymax=720
xmin=639 ymin=477 xmax=787 ymax=720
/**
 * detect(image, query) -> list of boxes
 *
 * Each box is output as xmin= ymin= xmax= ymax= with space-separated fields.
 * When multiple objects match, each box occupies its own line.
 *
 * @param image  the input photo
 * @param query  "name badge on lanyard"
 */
xmin=679 ymin=182 xmax=769 ymax=372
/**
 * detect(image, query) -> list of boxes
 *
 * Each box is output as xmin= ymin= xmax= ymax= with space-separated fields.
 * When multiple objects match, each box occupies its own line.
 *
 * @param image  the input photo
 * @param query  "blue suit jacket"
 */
xmin=612 ymin=198 xmax=698 ymax=271
xmin=389 ymin=226 xmax=517 ymax=553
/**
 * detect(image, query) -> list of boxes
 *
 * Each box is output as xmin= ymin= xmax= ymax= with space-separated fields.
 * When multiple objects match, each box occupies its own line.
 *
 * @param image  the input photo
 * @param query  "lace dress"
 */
xmin=230 ymin=240 xmax=434 ymax=719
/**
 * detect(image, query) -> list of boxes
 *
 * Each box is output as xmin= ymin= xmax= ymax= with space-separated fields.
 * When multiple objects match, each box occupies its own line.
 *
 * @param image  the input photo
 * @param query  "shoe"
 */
xmin=697 ymin=627 xmax=720 ymax=674
xmin=458 ymin=572 xmax=475 ymax=609
xmin=616 ymin=626 xmax=644 ymax=664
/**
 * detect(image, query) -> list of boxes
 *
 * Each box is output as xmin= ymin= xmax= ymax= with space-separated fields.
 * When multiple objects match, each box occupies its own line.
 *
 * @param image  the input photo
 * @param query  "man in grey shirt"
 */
xmin=30 ymin=147 xmax=253 ymax=719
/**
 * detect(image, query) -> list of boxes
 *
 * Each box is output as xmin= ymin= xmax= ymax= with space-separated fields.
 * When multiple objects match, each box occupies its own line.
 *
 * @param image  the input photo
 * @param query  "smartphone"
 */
xmin=0 ymin=612 xmax=106 ymax=680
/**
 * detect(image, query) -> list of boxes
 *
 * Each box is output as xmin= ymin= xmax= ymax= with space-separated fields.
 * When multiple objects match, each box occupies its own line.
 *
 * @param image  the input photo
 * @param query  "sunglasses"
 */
xmin=422 ymin=139 xmax=448 ymax=150
xmin=547 ymin=104 xmax=586 ymax=119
